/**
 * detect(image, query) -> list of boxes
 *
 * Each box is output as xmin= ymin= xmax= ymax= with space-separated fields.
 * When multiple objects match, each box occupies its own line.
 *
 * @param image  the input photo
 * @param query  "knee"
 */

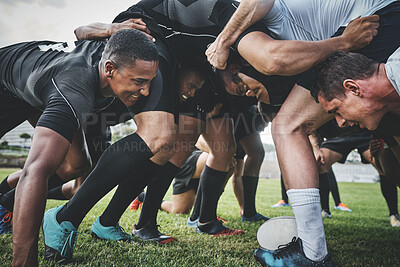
xmin=271 ymin=115 xmax=309 ymax=142
xmin=170 ymin=150 xmax=195 ymax=167
xmin=172 ymin=206 xmax=191 ymax=214
xmin=19 ymin=163 xmax=51 ymax=183
xmin=247 ymin=147 xmax=265 ymax=166
xmin=147 ymin=130 xmax=176 ymax=155
xmin=319 ymin=165 xmax=330 ymax=174
xmin=59 ymin=156 xmax=92 ymax=180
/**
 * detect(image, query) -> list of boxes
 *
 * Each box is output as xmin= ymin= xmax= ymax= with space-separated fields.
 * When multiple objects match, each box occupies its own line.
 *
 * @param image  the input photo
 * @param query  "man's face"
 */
xmin=179 ymin=71 xmax=205 ymax=102
xmin=109 ymin=59 xmax=158 ymax=107
xmin=238 ymin=73 xmax=269 ymax=103
xmin=318 ymin=91 xmax=382 ymax=130
xmin=221 ymin=71 xmax=248 ymax=96
xmin=220 ymin=67 xmax=269 ymax=103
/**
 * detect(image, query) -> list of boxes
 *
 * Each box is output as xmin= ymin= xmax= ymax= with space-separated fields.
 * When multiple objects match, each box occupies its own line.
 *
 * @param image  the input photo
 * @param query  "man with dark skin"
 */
xmin=44 ymin=0 xmax=379 ymax=264
xmin=0 ymin=29 xmax=160 ymax=266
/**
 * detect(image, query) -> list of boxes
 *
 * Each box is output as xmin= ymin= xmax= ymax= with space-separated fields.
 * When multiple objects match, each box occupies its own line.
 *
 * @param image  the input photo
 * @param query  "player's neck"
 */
xmin=378 ymin=64 xmax=400 ymax=115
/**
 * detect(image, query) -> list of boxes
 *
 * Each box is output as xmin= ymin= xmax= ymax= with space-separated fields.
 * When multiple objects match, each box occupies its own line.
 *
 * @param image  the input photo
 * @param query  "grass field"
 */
xmin=0 ymin=168 xmax=399 ymax=266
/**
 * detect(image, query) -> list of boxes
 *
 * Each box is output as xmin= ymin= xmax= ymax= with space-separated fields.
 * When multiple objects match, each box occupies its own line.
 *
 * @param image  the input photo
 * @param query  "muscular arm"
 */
xmin=75 ymin=22 xmax=115 ymax=40
xmin=238 ymin=15 xmax=379 ymax=76
xmin=206 ymin=0 xmax=275 ymax=69
xmin=74 ymin=19 xmax=152 ymax=41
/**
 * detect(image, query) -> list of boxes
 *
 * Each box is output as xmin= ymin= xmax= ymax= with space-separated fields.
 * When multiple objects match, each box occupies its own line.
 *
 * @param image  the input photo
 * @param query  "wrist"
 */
xmin=217 ymin=31 xmax=236 ymax=49
xmin=106 ymin=24 xmax=115 ymax=37
xmin=336 ymin=36 xmax=352 ymax=52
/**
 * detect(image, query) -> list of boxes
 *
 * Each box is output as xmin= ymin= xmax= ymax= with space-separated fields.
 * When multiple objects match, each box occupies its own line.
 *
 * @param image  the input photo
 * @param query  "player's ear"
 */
xmin=105 ymin=60 xmax=117 ymax=78
xmin=343 ymin=79 xmax=361 ymax=96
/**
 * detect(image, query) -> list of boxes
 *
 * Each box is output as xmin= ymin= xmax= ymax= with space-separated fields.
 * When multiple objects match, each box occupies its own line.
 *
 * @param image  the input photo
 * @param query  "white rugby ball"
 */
xmin=257 ymin=216 xmax=298 ymax=250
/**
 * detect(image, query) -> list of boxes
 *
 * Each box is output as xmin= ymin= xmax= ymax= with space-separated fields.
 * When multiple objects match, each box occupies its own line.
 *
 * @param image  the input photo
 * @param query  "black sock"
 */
xmin=100 ymin=159 xmax=161 ymax=227
xmin=380 ymin=175 xmax=399 ymax=216
xmin=137 ymin=191 xmax=146 ymax=202
xmin=242 ymin=176 xmax=259 ymax=218
xmin=327 ymin=169 xmax=341 ymax=206
xmin=0 ymin=176 xmax=11 ymax=194
xmin=280 ymin=175 xmax=288 ymax=203
xmin=136 ymin=161 xmax=180 ymax=229
xmin=56 ymin=133 xmax=153 ymax=228
xmin=47 ymin=185 xmax=68 ymax=200
xmin=319 ymin=173 xmax=330 ymax=212
xmin=190 ymin=183 xmax=202 ymax=221
xmin=0 ymin=173 xmax=66 ymax=211
xmin=199 ymin=165 xmax=227 ymax=223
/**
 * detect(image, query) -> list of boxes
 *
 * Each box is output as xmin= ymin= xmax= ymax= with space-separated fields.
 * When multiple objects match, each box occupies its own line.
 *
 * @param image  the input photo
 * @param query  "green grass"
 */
xmin=0 ymin=168 xmax=399 ymax=266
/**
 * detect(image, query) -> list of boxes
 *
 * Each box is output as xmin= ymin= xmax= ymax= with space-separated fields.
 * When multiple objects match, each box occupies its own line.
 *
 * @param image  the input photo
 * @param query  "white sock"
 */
xmin=287 ymin=188 xmax=328 ymax=261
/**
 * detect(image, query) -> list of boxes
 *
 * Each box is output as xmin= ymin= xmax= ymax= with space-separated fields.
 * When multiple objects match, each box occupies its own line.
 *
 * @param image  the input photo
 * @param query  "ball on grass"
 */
xmin=257 ymin=216 xmax=298 ymax=250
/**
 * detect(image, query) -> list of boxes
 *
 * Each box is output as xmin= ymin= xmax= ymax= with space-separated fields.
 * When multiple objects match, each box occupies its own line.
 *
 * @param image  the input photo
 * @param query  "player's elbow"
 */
xmin=256 ymin=52 xmax=285 ymax=76
xmin=74 ymin=27 xmax=86 ymax=40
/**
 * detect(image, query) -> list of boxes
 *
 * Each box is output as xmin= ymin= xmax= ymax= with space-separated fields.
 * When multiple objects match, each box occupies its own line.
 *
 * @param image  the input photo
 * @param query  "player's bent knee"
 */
xmin=173 ymin=206 xmax=191 ymax=214
xmin=59 ymin=157 xmax=92 ymax=181
xmin=18 ymin=164 xmax=53 ymax=184
xmin=249 ymin=148 xmax=265 ymax=165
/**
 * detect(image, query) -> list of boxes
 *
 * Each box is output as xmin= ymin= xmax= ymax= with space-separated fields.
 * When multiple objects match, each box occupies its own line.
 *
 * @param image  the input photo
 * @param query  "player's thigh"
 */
xmin=202 ymin=117 xmax=236 ymax=163
xmin=192 ymin=152 xmax=209 ymax=178
xmin=169 ymin=115 xmax=204 ymax=167
xmin=21 ymin=126 xmax=71 ymax=179
xmin=57 ymin=128 xmax=92 ymax=180
xmin=272 ymin=84 xmax=333 ymax=137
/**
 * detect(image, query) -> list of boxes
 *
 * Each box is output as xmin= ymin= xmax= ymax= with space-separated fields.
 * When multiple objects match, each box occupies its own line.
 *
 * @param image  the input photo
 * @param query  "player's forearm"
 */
xmin=239 ymin=34 xmax=352 ymax=76
xmin=74 ymin=22 xmax=113 ymax=40
xmin=308 ymin=133 xmax=321 ymax=151
xmin=217 ymin=0 xmax=274 ymax=49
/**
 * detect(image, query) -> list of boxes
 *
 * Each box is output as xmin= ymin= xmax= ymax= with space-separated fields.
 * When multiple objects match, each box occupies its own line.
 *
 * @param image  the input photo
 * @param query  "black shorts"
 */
xmin=233 ymin=104 xmax=265 ymax=142
xmin=235 ymin=142 xmax=246 ymax=160
xmin=0 ymin=86 xmax=39 ymax=138
xmin=298 ymin=1 xmax=400 ymax=90
xmin=175 ymin=100 xmax=232 ymax=124
xmin=172 ymin=150 xmax=202 ymax=195
xmin=321 ymin=130 xmax=372 ymax=164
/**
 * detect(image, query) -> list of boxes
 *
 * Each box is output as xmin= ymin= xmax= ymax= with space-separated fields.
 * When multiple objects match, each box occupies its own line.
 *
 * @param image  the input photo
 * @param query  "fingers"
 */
xmin=366 ymin=15 xmax=380 ymax=36
xmin=359 ymin=15 xmax=380 ymax=33
xmin=205 ymin=42 xmax=229 ymax=69
xmin=364 ymin=14 xmax=380 ymax=22
xmin=127 ymin=18 xmax=151 ymax=34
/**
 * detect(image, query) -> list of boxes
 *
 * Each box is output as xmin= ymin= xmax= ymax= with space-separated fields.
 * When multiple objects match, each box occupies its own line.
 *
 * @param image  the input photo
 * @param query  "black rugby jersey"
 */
xmin=0 ymin=40 xmax=109 ymax=124
xmin=114 ymin=0 xmax=240 ymax=61
xmin=114 ymin=0 xmax=297 ymax=107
